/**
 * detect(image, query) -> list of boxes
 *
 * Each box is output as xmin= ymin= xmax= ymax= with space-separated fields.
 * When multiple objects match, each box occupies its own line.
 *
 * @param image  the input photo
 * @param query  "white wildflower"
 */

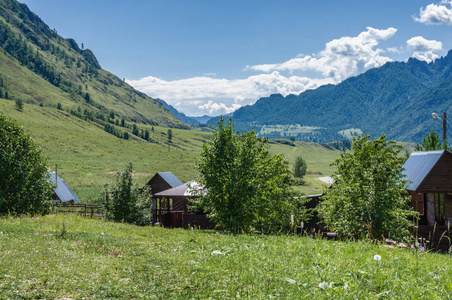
xmin=374 ymin=254 xmax=381 ymax=261
xmin=319 ymin=281 xmax=330 ymax=289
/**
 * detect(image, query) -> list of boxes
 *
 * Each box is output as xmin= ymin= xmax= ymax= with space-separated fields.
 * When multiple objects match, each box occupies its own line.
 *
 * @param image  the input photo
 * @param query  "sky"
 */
xmin=19 ymin=0 xmax=452 ymax=116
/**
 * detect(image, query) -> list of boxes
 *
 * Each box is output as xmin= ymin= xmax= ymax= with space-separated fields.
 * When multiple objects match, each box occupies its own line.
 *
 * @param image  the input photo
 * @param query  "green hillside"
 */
xmin=0 ymin=0 xmax=345 ymax=203
xmin=0 ymin=0 xmax=187 ymax=128
xmin=1 ymin=98 xmax=344 ymax=202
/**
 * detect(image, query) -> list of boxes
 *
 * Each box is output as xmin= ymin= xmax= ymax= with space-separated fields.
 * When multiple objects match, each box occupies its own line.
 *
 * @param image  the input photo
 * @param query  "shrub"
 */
xmin=318 ymin=135 xmax=414 ymax=241
xmin=98 ymin=163 xmax=152 ymax=225
xmin=0 ymin=113 xmax=52 ymax=215
xmin=194 ymin=118 xmax=309 ymax=234
xmin=293 ymin=156 xmax=307 ymax=179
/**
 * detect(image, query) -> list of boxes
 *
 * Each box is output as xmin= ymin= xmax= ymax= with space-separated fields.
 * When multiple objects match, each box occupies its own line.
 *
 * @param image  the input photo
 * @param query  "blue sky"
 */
xmin=20 ymin=0 xmax=452 ymax=116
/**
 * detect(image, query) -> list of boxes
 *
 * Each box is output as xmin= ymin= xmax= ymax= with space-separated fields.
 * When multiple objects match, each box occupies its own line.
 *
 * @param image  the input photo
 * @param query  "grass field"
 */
xmin=0 ymin=214 xmax=451 ymax=299
xmin=0 ymin=99 xmax=344 ymax=202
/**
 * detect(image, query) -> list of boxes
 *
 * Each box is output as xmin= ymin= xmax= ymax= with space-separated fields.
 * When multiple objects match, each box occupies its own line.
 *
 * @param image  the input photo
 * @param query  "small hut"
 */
xmin=47 ymin=172 xmax=80 ymax=203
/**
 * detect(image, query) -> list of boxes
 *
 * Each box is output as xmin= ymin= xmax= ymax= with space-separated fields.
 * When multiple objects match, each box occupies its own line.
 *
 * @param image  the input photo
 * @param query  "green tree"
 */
xmin=167 ymin=129 xmax=173 ymax=144
xmin=98 ymin=163 xmax=152 ymax=225
xmin=57 ymin=102 xmax=62 ymax=110
xmin=414 ymin=130 xmax=446 ymax=151
xmin=294 ymin=156 xmax=307 ymax=179
xmin=194 ymin=118 xmax=309 ymax=234
xmin=318 ymin=135 xmax=414 ymax=242
xmin=0 ymin=113 xmax=53 ymax=215
xmin=15 ymin=98 xmax=23 ymax=111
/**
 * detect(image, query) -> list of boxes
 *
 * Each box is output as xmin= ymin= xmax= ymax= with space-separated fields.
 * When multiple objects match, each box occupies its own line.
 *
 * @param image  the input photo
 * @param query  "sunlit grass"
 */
xmin=0 ymin=215 xmax=451 ymax=299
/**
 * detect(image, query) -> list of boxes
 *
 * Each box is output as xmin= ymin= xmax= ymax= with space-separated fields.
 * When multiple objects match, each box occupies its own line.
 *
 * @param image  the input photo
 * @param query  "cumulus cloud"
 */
xmin=414 ymin=0 xmax=452 ymax=25
xmin=128 ymin=27 xmax=399 ymax=116
xmin=127 ymin=72 xmax=333 ymax=116
xmin=407 ymin=36 xmax=443 ymax=62
xmin=247 ymin=27 xmax=397 ymax=82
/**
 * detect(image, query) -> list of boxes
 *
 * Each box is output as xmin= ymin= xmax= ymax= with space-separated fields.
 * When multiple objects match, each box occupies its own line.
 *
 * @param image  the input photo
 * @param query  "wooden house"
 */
xmin=402 ymin=150 xmax=452 ymax=249
xmin=402 ymin=150 xmax=452 ymax=226
xmin=153 ymin=181 xmax=212 ymax=229
xmin=145 ymin=172 xmax=183 ymax=195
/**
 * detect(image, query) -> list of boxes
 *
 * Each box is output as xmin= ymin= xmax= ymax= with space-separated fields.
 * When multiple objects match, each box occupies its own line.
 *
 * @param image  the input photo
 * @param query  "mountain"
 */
xmin=0 ymin=0 xmax=187 ymax=129
xmin=157 ymin=99 xmax=201 ymax=125
xmin=231 ymin=51 xmax=452 ymax=143
xmin=189 ymin=115 xmax=214 ymax=124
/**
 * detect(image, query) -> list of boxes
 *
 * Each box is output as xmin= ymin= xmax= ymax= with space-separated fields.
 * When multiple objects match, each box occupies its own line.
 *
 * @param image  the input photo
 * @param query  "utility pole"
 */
xmin=443 ymin=112 xmax=447 ymax=144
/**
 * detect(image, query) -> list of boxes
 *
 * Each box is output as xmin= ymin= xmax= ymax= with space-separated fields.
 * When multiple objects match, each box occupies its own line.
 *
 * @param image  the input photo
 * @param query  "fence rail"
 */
xmin=53 ymin=203 xmax=104 ymax=219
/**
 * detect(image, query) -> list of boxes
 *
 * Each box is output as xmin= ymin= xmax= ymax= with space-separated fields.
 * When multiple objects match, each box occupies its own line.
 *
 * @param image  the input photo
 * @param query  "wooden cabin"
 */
xmin=145 ymin=172 xmax=183 ymax=195
xmin=402 ymin=150 xmax=452 ymax=249
xmin=153 ymin=181 xmax=213 ymax=229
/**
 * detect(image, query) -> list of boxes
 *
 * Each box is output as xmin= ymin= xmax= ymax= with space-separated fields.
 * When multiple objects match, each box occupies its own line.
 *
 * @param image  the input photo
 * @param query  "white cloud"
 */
xmin=198 ymin=101 xmax=241 ymax=115
xmin=127 ymin=72 xmax=333 ymax=116
xmin=387 ymin=47 xmax=403 ymax=54
xmin=247 ymin=27 xmax=397 ymax=82
xmin=414 ymin=1 xmax=452 ymax=25
xmin=128 ymin=27 xmax=399 ymax=117
xmin=407 ymin=36 xmax=443 ymax=62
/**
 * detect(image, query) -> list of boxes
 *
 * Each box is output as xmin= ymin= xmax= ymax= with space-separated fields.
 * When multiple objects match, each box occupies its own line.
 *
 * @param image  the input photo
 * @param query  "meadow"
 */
xmin=0 ymin=214 xmax=451 ymax=299
xmin=0 ymin=99 xmax=344 ymax=201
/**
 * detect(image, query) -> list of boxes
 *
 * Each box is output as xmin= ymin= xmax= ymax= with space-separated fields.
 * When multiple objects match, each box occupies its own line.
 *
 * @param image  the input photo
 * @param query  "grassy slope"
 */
xmin=0 ymin=1 xmax=187 ymax=129
xmin=268 ymin=141 xmax=342 ymax=194
xmin=1 ymin=99 xmax=343 ymax=201
xmin=0 ymin=99 xmax=209 ymax=201
xmin=0 ymin=214 xmax=451 ymax=299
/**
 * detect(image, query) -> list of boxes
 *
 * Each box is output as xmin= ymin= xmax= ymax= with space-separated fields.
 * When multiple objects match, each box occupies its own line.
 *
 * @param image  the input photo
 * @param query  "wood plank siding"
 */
xmin=417 ymin=151 xmax=452 ymax=192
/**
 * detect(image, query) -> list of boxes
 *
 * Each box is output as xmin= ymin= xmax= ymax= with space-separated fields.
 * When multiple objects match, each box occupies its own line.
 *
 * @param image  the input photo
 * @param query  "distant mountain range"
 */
xmin=228 ymin=51 xmax=452 ymax=143
xmin=0 ymin=0 xmax=187 ymax=129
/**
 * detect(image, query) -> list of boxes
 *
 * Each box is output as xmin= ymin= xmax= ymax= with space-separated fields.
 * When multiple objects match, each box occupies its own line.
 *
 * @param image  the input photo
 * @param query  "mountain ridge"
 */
xmin=0 ymin=0 xmax=188 ymax=129
xmin=230 ymin=50 xmax=452 ymax=142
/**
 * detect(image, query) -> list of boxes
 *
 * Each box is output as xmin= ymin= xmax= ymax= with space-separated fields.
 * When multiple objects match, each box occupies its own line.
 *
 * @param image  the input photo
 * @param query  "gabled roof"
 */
xmin=402 ymin=150 xmax=444 ymax=191
xmin=152 ymin=172 xmax=183 ymax=188
xmin=47 ymin=172 xmax=80 ymax=203
xmin=154 ymin=181 xmax=205 ymax=197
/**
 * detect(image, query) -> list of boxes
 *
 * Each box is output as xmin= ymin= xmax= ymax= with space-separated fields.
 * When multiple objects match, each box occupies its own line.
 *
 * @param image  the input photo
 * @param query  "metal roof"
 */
xmin=402 ymin=150 xmax=444 ymax=191
xmin=47 ymin=172 xmax=80 ymax=203
xmin=156 ymin=172 xmax=183 ymax=188
xmin=154 ymin=181 xmax=205 ymax=197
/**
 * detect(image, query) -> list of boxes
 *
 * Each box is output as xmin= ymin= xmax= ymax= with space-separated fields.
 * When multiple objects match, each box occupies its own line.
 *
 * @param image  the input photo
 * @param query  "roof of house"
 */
xmin=48 ymin=172 xmax=80 ymax=203
xmin=154 ymin=180 xmax=205 ymax=197
xmin=402 ymin=150 xmax=444 ymax=191
xmin=150 ymin=172 xmax=183 ymax=188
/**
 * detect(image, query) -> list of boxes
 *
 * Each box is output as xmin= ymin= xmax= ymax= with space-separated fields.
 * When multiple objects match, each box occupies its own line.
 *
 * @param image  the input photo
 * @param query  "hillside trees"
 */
xmin=0 ymin=113 xmax=53 ymax=215
xmin=414 ymin=130 xmax=446 ymax=151
xmin=294 ymin=156 xmax=307 ymax=179
xmin=195 ymin=118 xmax=309 ymax=234
xmin=318 ymin=135 xmax=414 ymax=241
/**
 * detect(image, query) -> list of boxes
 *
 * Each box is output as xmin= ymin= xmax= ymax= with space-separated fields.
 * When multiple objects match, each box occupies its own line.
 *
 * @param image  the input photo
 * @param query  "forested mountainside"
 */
xmin=0 ymin=0 xmax=187 ymax=129
xmin=229 ymin=51 xmax=452 ymax=142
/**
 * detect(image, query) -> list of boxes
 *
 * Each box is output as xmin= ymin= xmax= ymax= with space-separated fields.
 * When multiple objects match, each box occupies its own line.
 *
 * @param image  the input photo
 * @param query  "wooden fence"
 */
xmin=53 ymin=203 xmax=104 ymax=219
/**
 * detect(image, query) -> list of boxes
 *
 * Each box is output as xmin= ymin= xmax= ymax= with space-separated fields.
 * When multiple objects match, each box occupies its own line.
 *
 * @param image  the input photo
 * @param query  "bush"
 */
xmin=0 ymin=113 xmax=53 ymax=215
xmin=293 ymin=156 xmax=307 ymax=179
xmin=98 ymin=163 xmax=152 ymax=225
xmin=194 ymin=118 xmax=309 ymax=234
xmin=318 ymin=135 xmax=414 ymax=241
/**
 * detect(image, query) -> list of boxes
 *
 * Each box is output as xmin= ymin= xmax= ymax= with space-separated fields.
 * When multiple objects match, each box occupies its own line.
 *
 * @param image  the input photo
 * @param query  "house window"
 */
xmin=434 ymin=193 xmax=446 ymax=225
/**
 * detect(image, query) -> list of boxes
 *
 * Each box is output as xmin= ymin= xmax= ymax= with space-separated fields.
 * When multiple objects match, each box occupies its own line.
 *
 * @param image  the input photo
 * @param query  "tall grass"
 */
xmin=0 ymin=215 xmax=451 ymax=299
